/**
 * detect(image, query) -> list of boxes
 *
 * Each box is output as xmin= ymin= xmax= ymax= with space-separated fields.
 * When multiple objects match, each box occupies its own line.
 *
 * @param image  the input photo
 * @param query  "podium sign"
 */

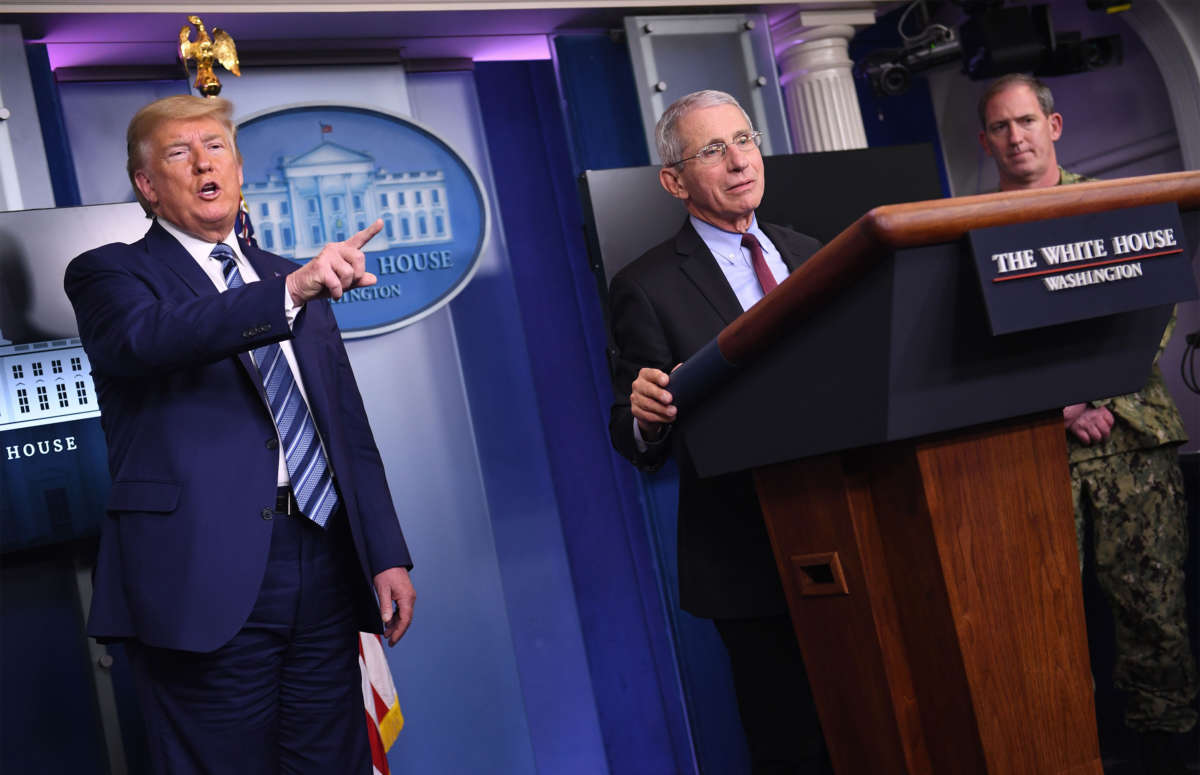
xmin=969 ymin=202 xmax=1194 ymax=334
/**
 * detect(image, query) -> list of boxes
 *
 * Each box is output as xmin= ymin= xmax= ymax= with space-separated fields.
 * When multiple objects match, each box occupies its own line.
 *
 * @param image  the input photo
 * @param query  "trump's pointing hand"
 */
xmin=286 ymin=219 xmax=383 ymax=305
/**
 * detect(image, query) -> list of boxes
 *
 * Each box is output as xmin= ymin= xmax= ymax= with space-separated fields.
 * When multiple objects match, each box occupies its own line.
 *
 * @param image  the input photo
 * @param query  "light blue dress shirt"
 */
xmin=690 ymin=214 xmax=789 ymax=311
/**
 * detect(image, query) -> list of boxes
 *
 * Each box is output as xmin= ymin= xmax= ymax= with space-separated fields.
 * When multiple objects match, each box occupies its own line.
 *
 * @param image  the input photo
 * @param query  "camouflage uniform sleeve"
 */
xmin=1074 ymin=309 xmax=1188 ymax=462
xmin=1060 ymin=168 xmax=1188 ymax=462
xmin=1057 ymin=167 xmax=1094 ymax=185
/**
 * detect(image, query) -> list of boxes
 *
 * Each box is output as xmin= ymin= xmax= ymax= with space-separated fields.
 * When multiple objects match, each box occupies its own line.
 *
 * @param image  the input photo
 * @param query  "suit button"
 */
xmin=266 ymin=438 xmax=278 ymax=450
xmin=261 ymin=507 xmax=273 ymax=520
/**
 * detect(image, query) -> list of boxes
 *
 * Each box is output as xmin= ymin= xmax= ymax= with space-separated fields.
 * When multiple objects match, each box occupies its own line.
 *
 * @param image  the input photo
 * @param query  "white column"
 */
xmin=773 ymin=16 xmax=869 ymax=153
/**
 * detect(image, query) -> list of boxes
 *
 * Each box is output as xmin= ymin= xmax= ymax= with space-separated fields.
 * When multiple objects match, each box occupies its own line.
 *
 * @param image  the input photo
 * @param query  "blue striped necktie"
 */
xmin=210 ymin=243 xmax=339 ymax=527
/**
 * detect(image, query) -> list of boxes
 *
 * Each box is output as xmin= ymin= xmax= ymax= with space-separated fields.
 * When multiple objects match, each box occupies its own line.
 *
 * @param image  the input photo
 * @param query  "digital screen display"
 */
xmin=0 ymin=202 xmax=147 ymax=552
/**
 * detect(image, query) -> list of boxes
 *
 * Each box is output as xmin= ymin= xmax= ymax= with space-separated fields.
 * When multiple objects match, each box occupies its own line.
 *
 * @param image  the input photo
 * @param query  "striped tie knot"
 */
xmin=210 ymin=243 xmax=242 ymax=289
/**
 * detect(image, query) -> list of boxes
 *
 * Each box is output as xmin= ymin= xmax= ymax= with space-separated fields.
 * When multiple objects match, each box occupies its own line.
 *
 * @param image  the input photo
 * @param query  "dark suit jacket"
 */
xmin=65 ymin=220 xmax=411 ymax=652
xmin=608 ymin=218 xmax=821 ymax=619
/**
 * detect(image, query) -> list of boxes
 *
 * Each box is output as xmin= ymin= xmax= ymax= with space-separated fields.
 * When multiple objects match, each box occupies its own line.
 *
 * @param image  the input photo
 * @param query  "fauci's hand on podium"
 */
xmin=1063 ymin=402 xmax=1115 ymax=445
xmin=632 ymin=366 xmax=679 ymax=441
xmin=287 ymin=219 xmax=383 ymax=305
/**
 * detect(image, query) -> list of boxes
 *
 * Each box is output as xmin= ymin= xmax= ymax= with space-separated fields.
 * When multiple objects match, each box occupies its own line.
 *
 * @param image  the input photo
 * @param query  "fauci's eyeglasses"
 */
xmin=667 ymin=131 xmax=764 ymax=167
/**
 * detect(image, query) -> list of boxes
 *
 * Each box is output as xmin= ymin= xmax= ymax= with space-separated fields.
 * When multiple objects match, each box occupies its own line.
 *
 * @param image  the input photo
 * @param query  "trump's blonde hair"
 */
xmin=126 ymin=95 xmax=241 ymax=215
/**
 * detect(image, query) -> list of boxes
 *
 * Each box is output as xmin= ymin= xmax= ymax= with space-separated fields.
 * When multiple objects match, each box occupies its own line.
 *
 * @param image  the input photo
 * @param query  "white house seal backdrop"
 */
xmin=237 ymin=103 xmax=489 ymax=338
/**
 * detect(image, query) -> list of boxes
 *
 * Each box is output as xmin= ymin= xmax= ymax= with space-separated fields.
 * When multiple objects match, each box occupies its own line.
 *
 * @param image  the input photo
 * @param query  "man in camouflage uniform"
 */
xmin=979 ymin=73 xmax=1197 ymax=773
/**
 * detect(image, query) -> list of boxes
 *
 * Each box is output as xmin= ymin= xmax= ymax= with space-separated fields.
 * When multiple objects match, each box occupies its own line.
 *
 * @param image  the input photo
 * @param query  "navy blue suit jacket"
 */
xmin=65 ymin=220 xmax=411 ymax=653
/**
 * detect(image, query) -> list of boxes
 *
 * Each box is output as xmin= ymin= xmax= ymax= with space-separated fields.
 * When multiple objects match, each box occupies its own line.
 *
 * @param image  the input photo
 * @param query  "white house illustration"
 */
xmin=242 ymin=140 xmax=453 ymax=260
xmin=0 ymin=338 xmax=99 ymax=432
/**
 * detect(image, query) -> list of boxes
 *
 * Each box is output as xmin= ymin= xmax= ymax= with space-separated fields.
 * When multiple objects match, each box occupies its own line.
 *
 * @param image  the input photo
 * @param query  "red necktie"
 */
xmin=741 ymin=232 xmax=778 ymax=295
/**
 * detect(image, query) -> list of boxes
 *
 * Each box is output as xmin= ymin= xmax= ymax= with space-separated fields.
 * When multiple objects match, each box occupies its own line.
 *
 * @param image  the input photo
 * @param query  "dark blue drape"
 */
xmin=475 ymin=59 xmax=694 ymax=774
xmin=23 ymin=44 xmax=81 ymax=207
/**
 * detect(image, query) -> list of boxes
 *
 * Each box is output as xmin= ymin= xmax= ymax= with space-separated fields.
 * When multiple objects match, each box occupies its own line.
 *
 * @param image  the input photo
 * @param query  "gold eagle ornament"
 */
xmin=179 ymin=15 xmax=241 ymax=97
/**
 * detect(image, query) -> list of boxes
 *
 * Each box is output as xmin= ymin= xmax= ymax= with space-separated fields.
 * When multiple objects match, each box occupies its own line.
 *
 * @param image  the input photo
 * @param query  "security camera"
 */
xmin=856 ymin=24 xmax=962 ymax=97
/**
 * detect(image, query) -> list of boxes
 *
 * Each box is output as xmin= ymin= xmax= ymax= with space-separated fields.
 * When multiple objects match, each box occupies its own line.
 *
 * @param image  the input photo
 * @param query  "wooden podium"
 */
xmin=669 ymin=172 xmax=1200 ymax=775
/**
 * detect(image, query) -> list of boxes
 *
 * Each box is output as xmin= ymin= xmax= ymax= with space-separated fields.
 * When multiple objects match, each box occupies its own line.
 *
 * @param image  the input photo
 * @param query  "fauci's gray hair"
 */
xmin=655 ymin=90 xmax=753 ymax=166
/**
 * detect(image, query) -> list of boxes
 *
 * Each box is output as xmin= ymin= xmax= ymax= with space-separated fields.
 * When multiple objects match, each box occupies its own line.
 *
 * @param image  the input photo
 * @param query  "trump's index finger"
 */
xmin=347 ymin=219 xmax=383 ymax=249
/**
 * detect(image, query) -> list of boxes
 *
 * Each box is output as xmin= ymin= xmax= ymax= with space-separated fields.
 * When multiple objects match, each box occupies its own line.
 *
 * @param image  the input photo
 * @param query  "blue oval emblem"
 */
xmin=237 ymin=104 xmax=488 ymax=338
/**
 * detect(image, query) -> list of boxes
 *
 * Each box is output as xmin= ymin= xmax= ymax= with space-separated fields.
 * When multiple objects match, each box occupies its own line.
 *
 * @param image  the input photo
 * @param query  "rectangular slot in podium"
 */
xmin=792 ymin=552 xmax=848 ymax=596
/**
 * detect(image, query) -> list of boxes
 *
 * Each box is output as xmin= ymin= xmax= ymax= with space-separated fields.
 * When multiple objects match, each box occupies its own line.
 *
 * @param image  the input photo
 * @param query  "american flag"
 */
xmin=359 ymin=633 xmax=404 ymax=774
xmin=235 ymin=194 xmax=257 ymax=247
